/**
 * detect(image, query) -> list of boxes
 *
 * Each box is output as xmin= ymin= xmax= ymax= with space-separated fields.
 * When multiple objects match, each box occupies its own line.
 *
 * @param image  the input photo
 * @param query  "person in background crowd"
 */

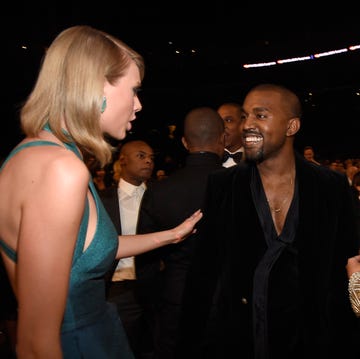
xmin=112 ymin=158 xmax=122 ymax=184
xmin=136 ymin=106 xmax=225 ymax=359
xmin=92 ymin=167 xmax=108 ymax=191
xmin=303 ymin=145 xmax=321 ymax=165
xmin=0 ymin=25 xmax=202 ymax=359
xmin=217 ymin=102 xmax=245 ymax=167
xmin=177 ymin=83 xmax=359 ymax=359
xmin=346 ymin=165 xmax=359 ymax=186
xmin=100 ymin=139 xmax=155 ymax=358
xmin=156 ymin=169 xmax=168 ymax=181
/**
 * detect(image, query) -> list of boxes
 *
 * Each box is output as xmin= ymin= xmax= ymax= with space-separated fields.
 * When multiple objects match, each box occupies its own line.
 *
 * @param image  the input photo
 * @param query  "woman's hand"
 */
xmin=117 ymin=210 xmax=203 ymax=259
xmin=171 ymin=209 xmax=203 ymax=243
xmin=346 ymin=254 xmax=360 ymax=278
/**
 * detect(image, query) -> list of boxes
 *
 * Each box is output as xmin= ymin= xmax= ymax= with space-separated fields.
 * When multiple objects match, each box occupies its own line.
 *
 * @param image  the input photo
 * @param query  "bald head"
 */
xmin=119 ymin=140 xmax=151 ymax=156
xmin=118 ymin=140 xmax=154 ymax=185
xmin=183 ymin=107 xmax=225 ymax=154
xmin=248 ymin=84 xmax=302 ymax=119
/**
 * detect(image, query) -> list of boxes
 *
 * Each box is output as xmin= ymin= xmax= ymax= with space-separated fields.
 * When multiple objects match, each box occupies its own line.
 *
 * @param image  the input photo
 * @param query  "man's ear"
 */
xmin=287 ymin=117 xmax=301 ymax=136
xmin=119 ymin=154 xmax=126 ymax=166
xmin=181 ymin=136 xmax=189 ymax=150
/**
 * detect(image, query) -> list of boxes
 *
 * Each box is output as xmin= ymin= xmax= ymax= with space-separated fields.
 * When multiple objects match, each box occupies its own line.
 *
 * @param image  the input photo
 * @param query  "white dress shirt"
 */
xmin=112 ymin=178 xmax=146 ymax=281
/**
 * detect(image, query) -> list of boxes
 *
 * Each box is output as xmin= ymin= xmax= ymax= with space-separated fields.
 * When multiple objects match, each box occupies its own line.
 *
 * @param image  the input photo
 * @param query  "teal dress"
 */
xmin=0 ymin=138 xmax=134 ymax=359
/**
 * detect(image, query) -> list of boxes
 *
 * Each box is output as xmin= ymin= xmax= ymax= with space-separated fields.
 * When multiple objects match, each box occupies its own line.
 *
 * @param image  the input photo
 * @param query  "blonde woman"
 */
xmin=0 ymin=26 xmax=202 ymax=359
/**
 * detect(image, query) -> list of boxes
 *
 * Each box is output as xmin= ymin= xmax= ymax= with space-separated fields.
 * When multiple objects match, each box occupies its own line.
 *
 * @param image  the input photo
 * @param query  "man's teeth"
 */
xmin=245 ymin=136 xmax=262 ymax=143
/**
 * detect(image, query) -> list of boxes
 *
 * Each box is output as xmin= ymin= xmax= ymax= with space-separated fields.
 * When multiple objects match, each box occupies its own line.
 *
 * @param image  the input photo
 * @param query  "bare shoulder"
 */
xmin=47 ymin=148 xmax=90 ymax=188
xmin=4 ymin=143 xmax=90 ymax=205
xmin=0 ymin=143 xmax=91 ymax=256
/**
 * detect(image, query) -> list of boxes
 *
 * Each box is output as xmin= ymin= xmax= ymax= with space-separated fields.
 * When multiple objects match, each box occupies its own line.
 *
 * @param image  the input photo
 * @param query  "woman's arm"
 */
xmin=16 ymin=155 xmax=88 ymax=358
xmin=116 ymin=209 xmax=202 ymax=259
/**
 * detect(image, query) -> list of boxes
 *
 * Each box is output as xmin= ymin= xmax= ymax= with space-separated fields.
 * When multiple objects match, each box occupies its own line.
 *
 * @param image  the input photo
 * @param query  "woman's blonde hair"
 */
xmin=20 ymin=25 xmax=145 ymax=167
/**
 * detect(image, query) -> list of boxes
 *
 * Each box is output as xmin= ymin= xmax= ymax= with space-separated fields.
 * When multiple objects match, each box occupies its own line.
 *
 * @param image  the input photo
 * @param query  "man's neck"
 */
xmin=120 ymin=176 xmax=143 ymax=187
xmin=257 ymin=153 xmax=296 ymax=180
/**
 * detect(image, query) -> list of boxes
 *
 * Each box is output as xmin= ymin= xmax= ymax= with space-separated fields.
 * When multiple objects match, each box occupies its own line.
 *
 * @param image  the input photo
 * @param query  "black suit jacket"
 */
xmin=100 ymin=185 xmax=122 ymax=234
xmin=99 ymin=185 xmax=122 ymax=291
xmin=136 ymin=152 xmax=223 ymax=302
xmin=177 ymin=153 xmax=360 ymax=359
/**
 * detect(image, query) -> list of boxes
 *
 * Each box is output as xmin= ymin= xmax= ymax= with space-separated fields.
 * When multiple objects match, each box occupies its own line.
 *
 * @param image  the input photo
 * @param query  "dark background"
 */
xmin=2 ymin=4 xmax=360 ymax=161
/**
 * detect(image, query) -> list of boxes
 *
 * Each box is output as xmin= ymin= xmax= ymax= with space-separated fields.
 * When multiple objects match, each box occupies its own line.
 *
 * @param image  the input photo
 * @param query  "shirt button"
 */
xmin=241 ymin=297 xmax=248 ymax=305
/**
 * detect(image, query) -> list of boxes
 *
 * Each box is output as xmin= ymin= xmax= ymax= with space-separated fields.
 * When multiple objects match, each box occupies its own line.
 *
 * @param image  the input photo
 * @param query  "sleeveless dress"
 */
xmin=0 ymin=138 xmax=134 ymax=359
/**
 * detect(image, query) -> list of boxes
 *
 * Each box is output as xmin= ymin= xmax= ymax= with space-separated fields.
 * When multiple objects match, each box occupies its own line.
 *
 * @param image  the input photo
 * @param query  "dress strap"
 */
xmin=43 ymin=123 xmax=83 ymax=159
xmin=0 ymin=140 xmax=64 ymax=263
xmin=0 ymin=239 xmax=17 ymax=262
xmin=1 ymin=141 xmax=61 ymax=171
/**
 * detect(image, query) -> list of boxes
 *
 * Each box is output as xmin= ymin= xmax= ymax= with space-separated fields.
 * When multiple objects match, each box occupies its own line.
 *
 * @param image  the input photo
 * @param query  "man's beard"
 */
xmin=245 ymin=147 xmax=264 ymax=164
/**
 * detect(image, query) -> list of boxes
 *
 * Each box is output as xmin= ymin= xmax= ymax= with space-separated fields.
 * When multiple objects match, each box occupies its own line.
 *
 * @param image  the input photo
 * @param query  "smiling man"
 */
xmin=177 ymin=83 xmax=360 ymax=359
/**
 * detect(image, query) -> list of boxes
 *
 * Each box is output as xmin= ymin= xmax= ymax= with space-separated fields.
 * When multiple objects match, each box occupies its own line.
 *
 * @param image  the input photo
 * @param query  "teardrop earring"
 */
xmin=100 ymin=96 xmax=107 ymax=113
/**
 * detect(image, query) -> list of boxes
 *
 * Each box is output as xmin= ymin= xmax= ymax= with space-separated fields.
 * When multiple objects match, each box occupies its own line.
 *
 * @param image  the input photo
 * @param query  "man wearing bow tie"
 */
xmin=217 ymin=102 xmax=245 ymax=167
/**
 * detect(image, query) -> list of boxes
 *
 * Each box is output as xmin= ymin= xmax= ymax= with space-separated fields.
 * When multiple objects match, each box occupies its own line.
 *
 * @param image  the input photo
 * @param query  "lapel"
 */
xmin=230 ymin=164 xmax=267 ymax=269
xmin=295 ymin=154 xmax=323 ymax=256
xmin=294 ymin=154 xmax=331 ymax=294
xmin=102 ymin=186 xmax=122 ymax=235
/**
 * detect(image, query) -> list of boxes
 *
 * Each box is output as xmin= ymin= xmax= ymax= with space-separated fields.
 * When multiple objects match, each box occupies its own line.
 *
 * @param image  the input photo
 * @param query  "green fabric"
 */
xmin=0 ymin=141 xmax=122 ymax=344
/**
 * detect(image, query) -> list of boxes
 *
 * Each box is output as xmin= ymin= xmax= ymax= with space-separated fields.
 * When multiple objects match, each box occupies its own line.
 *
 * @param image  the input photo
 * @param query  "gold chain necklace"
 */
xmin=267 ymin=177 xmax=294 ymax=214
xmin=268 ymin=196 xmax=290 ymax=213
